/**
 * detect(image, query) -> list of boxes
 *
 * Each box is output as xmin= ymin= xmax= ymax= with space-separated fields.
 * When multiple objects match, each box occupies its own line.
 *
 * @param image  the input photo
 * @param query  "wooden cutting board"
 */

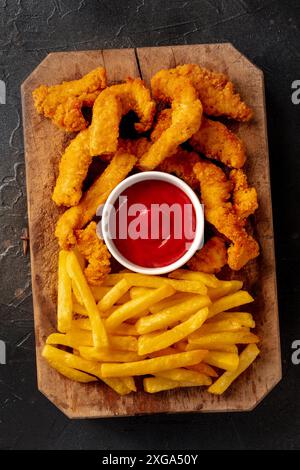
xmin=21 ymin=43 xmax=281 ymax=418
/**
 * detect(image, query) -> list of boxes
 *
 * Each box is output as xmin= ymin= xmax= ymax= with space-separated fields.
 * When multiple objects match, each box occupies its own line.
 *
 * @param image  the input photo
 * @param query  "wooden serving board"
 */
xmin=21 ymin=44 xmax=281 ymax=418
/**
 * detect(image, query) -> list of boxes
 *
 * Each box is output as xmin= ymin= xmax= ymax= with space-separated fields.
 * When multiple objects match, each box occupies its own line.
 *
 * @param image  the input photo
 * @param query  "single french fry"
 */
xmin=130 ymin=287 xmax=154 ymax=299
xmin=168 ymin=269 xmax=219 ymax=288
xmin=136 ymin=296 xmax=211 ymax=334
xmin=72 ymin=246 xmax=86 ymax=270
xmin=103 ymin=273 xmax=207 ymax=295
xmin=105 ymin=285 xmax=175 ymax=331
xmin=149 ymin=293 xmax=192 ymax=314
xmin=186 ymin=342 xmax=239 ymax=354
xmin=207 ymin=312 xmax=255 ymax=328
xmin=207 ymin=280 xmax=243 ymax=301
xmin=109 ymin=335 xmax=138 ymax=352
xmin=204 ymin=351 xmax=239 ymax=371
xmin=143 ymin=376 xmax=206 ymax=393
xmin=208 ymin=344 xmax=260 ymax=394
xmin=72 ymin=280 xmax=84 ymax=306
xmin=188 ymin=330 xmax=259 ymax=348
xmin=67 ymin=250 xmax=108 ymax=348
xmin=97 ymin=279 xmax=131 ymax=312
xmin=122 ymin=376 xmax=137 ymax=392
xmin=46 ymin=333 xmax=75 ymax=348
xmin=101 ymin=349 xmax=208 ymax=377
xmin=138 ymin=307 xmax=209 ymax=355
xmin=156 ymin=368 xmax=212 ymax=385
xmin=191 ymin=319 xmax=246 ymax=336
xmin=79 ymin=346 xmax=142 ymax=363
xmin=208 ymin=291 xmax=254 ymax=318
xmin=57 ymin=250 xmax=73 ymax=333
xmin=187 ymin=363 xmax=218 ymax=378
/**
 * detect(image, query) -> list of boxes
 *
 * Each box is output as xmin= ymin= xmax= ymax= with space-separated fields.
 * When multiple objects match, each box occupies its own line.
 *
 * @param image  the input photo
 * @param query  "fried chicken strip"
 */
xmin=153 ymin=108 xmax=246 ymax=168
xmin=194 ymin=160 xmax=259 ymax=270
xmin=139 ymin=70 xmax=202 ymax=170
xmin=230 ymin=169 xmax=258 ymax=220
xmin=52 ymin=129 xmax=91 ymax=207
xmin=174 ymin=64 xmax=253 ymax=121
xmin=190 ymin=117 xmax=246 ymax=168
xmin=89 ymin=78 xmax=156 ymax=156
xmin=32 ymin=67 xmax=107 ymax=132
xmin=55 ymin=150 xmax=137 ymax=248
xmin=75 ymin=222 xmax=111 ymax=285
xmin=187 ymin=236 xmax=227 ymax=274
xmin=158 ymin=150 xmax=200 ymax=190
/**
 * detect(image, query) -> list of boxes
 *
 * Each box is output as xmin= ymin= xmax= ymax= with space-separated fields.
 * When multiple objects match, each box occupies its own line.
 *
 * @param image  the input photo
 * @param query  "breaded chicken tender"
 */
xmin=230 ymin=169 xmax=258 ymax=220
xmin=152 ymin=109 xmax=246 ymax=168
xmin=188 ymin=236 xmax=227 ymax=273
xmin=75 ymin=222 xmax=111 ymax=285
xmin=158 ymin=150 xmax=200 ymax=190
xmin=55 ymin=150 xmax=137 ymax=248
xmin=89 ymin=78 xmax=156 ymax=156
xmin=194 ymin=160 xmax=259 ymax=270
xmin=139 ymin=70 xmax=202 ymax=170
xmin=190 ymin=117 xmax=246 ymax=168
xmin=32 ymin=67 xmax=107 ymax=132
xmin=171 ymin=64 xmax=252 ymax=121
xmin=52 ymin=129 xmax=91 ymax=207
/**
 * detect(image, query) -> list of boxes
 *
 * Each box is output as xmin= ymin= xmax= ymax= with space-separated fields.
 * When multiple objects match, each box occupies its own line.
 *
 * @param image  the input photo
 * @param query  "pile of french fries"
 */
xmin=42 ymin=250 xmax=260 ymax=396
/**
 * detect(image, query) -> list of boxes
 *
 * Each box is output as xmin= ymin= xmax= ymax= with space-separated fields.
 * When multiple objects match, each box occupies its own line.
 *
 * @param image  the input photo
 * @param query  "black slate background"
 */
xmin=0 ymin=0 xmax=300 ymax=450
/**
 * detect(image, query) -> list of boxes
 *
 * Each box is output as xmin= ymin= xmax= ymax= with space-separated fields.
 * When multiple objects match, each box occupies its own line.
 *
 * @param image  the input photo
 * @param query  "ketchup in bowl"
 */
xmin=112 ymin=179 xmax=196 ymax=269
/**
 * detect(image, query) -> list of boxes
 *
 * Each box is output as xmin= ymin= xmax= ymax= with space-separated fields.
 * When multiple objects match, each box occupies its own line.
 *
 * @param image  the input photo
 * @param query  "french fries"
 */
xmin=57 ymin=250 xmax=73 ymax=332
xmin=67 ymin=250 xmax=108 ymax=348
xmin=137 ymin=307 xmax=209 ymax=355
xmin=44 ymin=254 xmax=261 ymax=396
xmin=208 ymin=344 xmax=260 ymax=394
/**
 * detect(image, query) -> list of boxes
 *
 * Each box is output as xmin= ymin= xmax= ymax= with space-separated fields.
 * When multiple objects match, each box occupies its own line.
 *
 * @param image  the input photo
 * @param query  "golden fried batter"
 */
xmin=188 ymin=236 xmax=227 ymax=273
xmin=230 ymin=169 xmax=258 ymax=220
xmin=152 ymin=108 xmax=246 ymax=168
xmin=171 ymin=64 xmax=252 ymax=121
xmin=194 ymin=160 xmax=259 ymax=270
xmin=139 ymin=70 xmax=202 ymax=170
xmin=32 ymin=67 xmax=107 ymax=132
xmin=52 ymin=129 xmax=91 ymax=207
xmin=55 ymin=150 xmax=137 ymax=248
xmin=190 ymin=117 xmax=246 ymax=168
xmin=89 ymin=78 xmax=156 ymax=156
xmin=158 ymin=150 xmax=200 ymax=190
xmin=75 ymin=222 xmax=111 ymax=285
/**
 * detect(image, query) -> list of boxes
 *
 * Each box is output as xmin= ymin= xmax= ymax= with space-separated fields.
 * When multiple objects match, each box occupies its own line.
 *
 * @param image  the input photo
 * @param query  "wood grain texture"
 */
xmin=21 ymin=44 xmax=281 ymax=418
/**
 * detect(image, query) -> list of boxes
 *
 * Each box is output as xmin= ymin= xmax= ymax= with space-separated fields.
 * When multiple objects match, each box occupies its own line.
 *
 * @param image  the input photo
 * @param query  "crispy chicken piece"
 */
xmin=89 ymin=78 xmax=156 ymax=156
xmin=190 ymin=117 xmax=246 ymax=168
xmin=152 ymin=109 xmax=246 ymax=168
xmin=32 ymin=67 xmax=107 ymax=132
xmin=194 ymin=160 xmax=259 ymax=270
xmin=158 ymin=150 xmax=200 ymax=190
xmin=174 ymin=64 xmax=253 ymax=121
xmin=139 ymin=70 xmax=202 ymax=170
xmin=188 ymin=236 xmax=227 ymax=273
xmin=55 ymin=150 xmax=137 ymax=248
xmin=75 ymin=222 xmax=111 ymax=285
xmin=52 ymin=129 xmax=91 ymax=207
xmin=230 ymin=169 xmax=258 ymax=220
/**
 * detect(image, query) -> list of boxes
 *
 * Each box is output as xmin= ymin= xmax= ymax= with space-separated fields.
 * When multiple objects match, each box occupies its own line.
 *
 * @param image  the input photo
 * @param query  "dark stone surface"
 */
xmin=0 ymin=0 xmax=299 ymax=450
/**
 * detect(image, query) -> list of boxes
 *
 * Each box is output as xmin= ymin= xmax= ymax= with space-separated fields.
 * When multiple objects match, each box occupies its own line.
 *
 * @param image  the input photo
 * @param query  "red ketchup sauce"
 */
xmin=112 ymin=180 xmax=196 ymax=268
